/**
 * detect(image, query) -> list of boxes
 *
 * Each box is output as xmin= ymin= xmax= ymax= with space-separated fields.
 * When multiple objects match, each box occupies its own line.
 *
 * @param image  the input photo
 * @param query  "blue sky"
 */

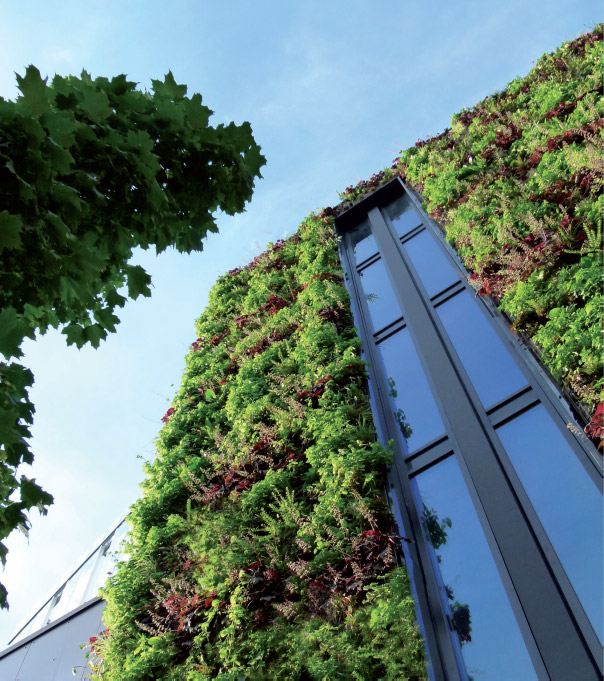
xmin=0 ymin=0 xmax=600 ymax=646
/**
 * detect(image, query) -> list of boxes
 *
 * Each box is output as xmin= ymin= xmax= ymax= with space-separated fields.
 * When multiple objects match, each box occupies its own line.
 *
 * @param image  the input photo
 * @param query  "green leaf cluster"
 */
xmin=0 ymin=67 xmax=265 ymax=606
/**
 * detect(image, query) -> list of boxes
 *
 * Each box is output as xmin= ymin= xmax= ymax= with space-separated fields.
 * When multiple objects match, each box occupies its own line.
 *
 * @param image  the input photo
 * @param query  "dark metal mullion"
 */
xmin=406 ymin=442 xmax=454 ymax=476
xmin=400 ymin=177 xmax=603 ymax=481
xmin=390 ymin=192 xmax=603 ymax=669
xmin=396 ymin=188 xmax=603 ymax=663
xmin=399 ymin=224 xmax=425 ymax=243
xmin=356 ymin=251 xmax=381 ymax=271
xmin=368 ymin=205 xmax=597 ymax=680
xmin=430 ymin=281 xmax=465 ymax=308
xmin=339 ymin=231 xmax=463 ymax=681
xmin=487 ymin=387 xmax=539 ymax=427
xmin=405 ymin=432 xmax=450 ymax=460
xmin=372 ymin=315 xmax=406 ymax=343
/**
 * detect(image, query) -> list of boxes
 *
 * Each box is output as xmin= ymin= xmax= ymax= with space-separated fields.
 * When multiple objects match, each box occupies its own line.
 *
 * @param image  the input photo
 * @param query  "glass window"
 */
xmin=47 ymin=570 xmax=83 ymax=622
xmin=11 ymin=617 xmax=35 ymax=643
xmin=414 ymin=456 xmax=538 ymax=680
xmin=392 ymin=207 xmax=423 ymax=239
xmin=84 ymin=522 xmax=129 ymax=601
xmin=358 ymin=259 xmax=402 ymax=332
xmin=109 ymin=520 xmax=129 ymax=561
xmin=437 ymin=291 xmax=528 ymax=408
xmin=402 ymin=230 xmax=459 ymax=298
xmin=384 ymin=195 xmax=424 ymax=239
xmin=497 ymin=405 xmax=604 ymax=643
xmin=83 ymin=541 xmax=113 ymax=601
xmin=61 ymin=553 xmax=97 ymax=612
xmin=378 ymin=328 xmax=445 ymax=452
xmin=27 ymin=600 xmax=52 ymax=633
xmin=44 ymin=591 xmax=63 ymax=625
xmin=349 ymin=219 xmax=378 ymax=265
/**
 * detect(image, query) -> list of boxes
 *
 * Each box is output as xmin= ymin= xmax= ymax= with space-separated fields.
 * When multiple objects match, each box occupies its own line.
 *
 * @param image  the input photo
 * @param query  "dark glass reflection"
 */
xmin=497 ymin=406 xmax=604 ymax=643
xmin=414 ymin=457 xmax=538 ymax=680
xmin=358 ymin=259 xmax=402 ymax=332
xmin=349 ymin=219 xmax=378 ymax=265
xmin=392 ymin=207 xmax=423 ymax=239
xmin=437 ymin=291 xmax=527 ymax=408
xmin=378 ymin=328 xmax=445 ymax=451
xmin=402 ymin=230 xmax=459 ymax=298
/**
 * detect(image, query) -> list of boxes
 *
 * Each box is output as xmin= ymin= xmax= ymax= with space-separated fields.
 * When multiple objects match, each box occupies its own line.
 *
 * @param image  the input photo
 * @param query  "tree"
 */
xmin=0 ymin=66 xmax=265 ymax=607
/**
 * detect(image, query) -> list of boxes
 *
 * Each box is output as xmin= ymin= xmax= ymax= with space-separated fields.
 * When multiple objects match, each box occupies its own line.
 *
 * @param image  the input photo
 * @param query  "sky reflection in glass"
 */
xmin=378 ymin=328 xmax=445 ymax=451
xmin=358 ymin=259 xmax=402 ymax=332
xmin=414 ymin=456 xmax=538 ymax=680
xmin=350 ymin=219 xmax=378 ymax=265
xmin=402 ymin=230 xmax=459 ymax=298
xmin=437 ymin=291 xmax=527 ymax=407
xmin=392 ymin=207 xmax=423 ymax=239
xmin=497 ymin=405 xmax=604 ymax=643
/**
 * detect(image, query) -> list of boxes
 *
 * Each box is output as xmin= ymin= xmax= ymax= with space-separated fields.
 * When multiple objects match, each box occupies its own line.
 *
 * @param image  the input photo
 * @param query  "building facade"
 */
xmin=0 ymin=518 xmax=128 ymax=679
xmin=1 ymin=27 xmax=602 ymax=674
xmin=2 ymin=178 xmax=602 ymax=680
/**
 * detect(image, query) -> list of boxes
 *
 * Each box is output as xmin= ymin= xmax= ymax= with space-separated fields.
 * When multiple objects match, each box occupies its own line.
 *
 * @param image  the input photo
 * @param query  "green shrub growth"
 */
xmin=341 ymin=26 xmax=602 ymax=424
xmin=96 ymin=25 xmax=602 ymax=679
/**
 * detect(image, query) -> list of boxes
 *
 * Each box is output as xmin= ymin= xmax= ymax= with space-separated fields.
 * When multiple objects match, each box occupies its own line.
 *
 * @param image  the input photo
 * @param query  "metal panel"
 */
xmin=0 ymin=642 xmax=30 ymax=679
xmin=0 ymin=600 xmax=105 ymax=681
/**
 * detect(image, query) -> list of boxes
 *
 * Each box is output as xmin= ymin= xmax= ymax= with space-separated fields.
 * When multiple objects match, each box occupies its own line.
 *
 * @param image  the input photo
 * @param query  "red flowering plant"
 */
xmin=81 ymin=627 xmax=111 ymax=677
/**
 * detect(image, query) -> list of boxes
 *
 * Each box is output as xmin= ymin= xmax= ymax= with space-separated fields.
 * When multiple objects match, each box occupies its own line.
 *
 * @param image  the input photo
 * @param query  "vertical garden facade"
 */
xmin=6 ymin=26 xmax=600 ymax=681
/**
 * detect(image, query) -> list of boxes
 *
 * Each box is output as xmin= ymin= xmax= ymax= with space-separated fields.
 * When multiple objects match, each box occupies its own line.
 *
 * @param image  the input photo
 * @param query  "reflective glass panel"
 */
xmin=437 ymin=291 xmax=527 ymax=408
xmin=402 ymin=230 xmax=459 ymax=298
xmin=358 ymin=259 xmax=402 ymax=332
xmin=11 ymin=615 xmax=36 ymax=644
xmin=62 ymin=553 xmax=97 ymax=611
xmin=349 ymin=219 xmax=378 ymax=265
xmin=45 ymin=591 xmax=64 ymax=625
xmin=48 ymin=576 xmax=79 ymax=622
xmin=378 ymin=328 xmax=445 ymax=451
xmin=497 ymin=405 xmax=604 ymax=643
xmin=84 ymin=541 xmax=113 ymax=601
xmin=414 ymin=456 xmax=538 ymax=680
xmin=28 ymin=600 xmax=52 ymax=633
xmin=84 ymin=522 xmax=129 ymax=601
xmin=392 ymin=207 xmax=423 ymax=239
xmin=384 ymin=195 xmax=424 ymax=238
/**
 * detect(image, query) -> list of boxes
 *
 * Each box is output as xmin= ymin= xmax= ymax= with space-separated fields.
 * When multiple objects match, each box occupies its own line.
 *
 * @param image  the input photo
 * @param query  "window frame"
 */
xmin=335 ymin=178 xmax=603 ymax=681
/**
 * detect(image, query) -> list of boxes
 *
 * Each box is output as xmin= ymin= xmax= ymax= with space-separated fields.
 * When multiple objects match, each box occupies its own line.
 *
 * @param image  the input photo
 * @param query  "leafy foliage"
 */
xmin=0 ymin=67 xmax=264 ymax=606
xmin=93 ymin=26 xmax=603 ymax=678
xmin=340 ymin=25 xmax=604 ymax=439
xmin=98 ymin=217 xmax=426 ymax=679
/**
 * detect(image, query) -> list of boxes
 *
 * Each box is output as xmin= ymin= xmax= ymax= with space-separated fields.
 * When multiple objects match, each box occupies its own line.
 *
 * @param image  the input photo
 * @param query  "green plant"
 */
xmin=98 ymin=220 xmax=426 ymax=679
xmin=346 ymin=25 xmax=604 ymax=433
xmin=0 ymin=67 xmax=264 ymax=606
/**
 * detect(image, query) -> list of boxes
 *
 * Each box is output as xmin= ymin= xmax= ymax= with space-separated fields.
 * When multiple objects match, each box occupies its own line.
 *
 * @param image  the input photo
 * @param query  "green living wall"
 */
xmin=95 ymin=219 xmax=427 ymax=680
xmin=341 ymin=25 xmax=603 ymax=433
xmin=93 ymin=26 xmax=602 ymax=679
